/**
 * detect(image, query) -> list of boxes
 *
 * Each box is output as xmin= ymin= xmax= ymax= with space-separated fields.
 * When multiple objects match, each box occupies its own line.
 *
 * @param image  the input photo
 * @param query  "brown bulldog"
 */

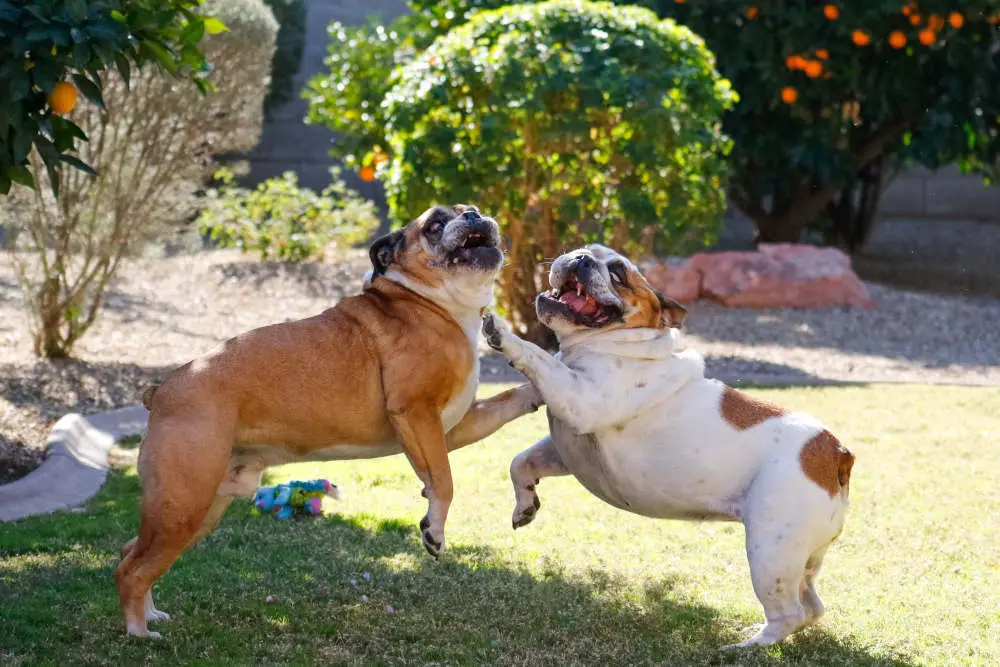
xmin=117 ymin=205 xmax=542 ymax=638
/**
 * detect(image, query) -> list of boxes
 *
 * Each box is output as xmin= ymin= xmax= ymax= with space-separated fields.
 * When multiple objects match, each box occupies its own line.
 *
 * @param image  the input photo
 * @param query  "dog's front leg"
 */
xmin=446 ymin=383 xmax=544 ymax=451
xmin=389 ymin=403 xmax=452 ymax=558
xmin=482 ymin=313 xmax=611 ymax=433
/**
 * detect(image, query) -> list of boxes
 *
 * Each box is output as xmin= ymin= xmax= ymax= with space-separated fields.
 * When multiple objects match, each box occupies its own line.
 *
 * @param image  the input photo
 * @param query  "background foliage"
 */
xmin=310 ymin=0 xmax=733 ymax=342
xmin=309 ymin=0 xmax=1000 ymax=252
xmin=0 ymin=0 xmax=224 ymax=195
xmin=2 ymin=0 xmax=277 ymax=358
xmin=198 ymin=166 xmax=379 ymax=262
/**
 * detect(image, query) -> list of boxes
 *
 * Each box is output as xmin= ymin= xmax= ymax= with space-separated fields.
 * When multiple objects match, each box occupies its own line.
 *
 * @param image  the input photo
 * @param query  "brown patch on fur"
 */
xmin=799 ymin=430 xmax=854 ymax=498
xmin=618 ymin=265 xmax=667 ymax=329
xmin=720 ymin=385 xmax=784 ymax=430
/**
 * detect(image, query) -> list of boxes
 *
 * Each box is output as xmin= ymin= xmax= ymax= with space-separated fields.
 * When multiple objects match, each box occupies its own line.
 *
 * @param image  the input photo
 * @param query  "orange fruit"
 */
xmin=48 ymin=81 xmax=77 ymax=114
xmin=746 ymin=6 xmax=759 ymax=19
xmin=928 ymin=14 xmax=944 ymax=31
xmin=805 ymin=60 xmax=823 ymax=78
xmin=888 ymin=31 xmax=907 ymax=49
xmin=909 ymin=13 xmax=922 ymax=25
xmin=824 ymin=4 xmax=839 ymax=20
xmin=948 ymin=12 xmax=963 ymax=29
xmin=674 ymin=0 xmax=685 ymax=3
xmin=786 ymin=55 xmax=805 ymax=70
xmin=359 ymin=165 xmax=375 ymax=182
xmin=816 ymin=48 xmax=830 ymax=60
xmin=919 ymin=28 xmax=935 ymax=45
xmin=781 ymin=87 xmax=798 ymax=104
xmin=852 ymin=30 xmax=870 ymax=46
xmin=902 ymin=2 xmax=917 ymax=17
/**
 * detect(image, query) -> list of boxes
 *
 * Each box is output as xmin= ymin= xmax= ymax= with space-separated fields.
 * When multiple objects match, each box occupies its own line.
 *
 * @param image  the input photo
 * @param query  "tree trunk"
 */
xmin=826 ymin=158 xmax=886 ymax=253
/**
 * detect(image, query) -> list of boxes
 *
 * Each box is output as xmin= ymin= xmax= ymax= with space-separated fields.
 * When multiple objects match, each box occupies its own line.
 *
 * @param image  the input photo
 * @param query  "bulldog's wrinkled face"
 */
xmin=368 ymin=204 xmax=504 ymax=309
xmin=536 ymin=245 xmax=687 ymax=336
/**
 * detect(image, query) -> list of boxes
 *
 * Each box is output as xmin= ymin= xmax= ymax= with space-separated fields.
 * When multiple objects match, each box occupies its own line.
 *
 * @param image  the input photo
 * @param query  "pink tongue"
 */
xmin=559 ymin=291 xmax=599 ymax=315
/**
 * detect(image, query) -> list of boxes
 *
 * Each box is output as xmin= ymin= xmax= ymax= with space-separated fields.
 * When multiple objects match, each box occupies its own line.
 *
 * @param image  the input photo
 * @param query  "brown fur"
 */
xmin=799 ymin=430 xmax=855 ymax=498
xmin=618 ymin=265 xmax=677 ymax=330
xmin=720 ymin=385 xmax=785 ymax=430
xmin=116 ymin=207 xmax=535 ymax=637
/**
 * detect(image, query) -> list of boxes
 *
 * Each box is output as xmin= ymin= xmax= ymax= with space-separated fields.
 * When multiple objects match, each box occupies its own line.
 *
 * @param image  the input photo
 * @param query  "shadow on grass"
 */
xmin=0 ymin=472 xmax=914 ymax=667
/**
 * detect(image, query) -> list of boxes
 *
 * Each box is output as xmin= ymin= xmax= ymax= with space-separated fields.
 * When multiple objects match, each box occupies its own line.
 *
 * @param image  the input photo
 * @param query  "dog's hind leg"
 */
xmin=116 ymin=418 xmax=231 ymax=638
xmin=510 ymin=436 xmax=569 ymax=529
xmin=800 ymin=543 xmax=831 ymax=626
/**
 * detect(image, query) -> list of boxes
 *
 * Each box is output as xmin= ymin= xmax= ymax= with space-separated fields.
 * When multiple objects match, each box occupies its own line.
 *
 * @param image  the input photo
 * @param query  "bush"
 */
xmin=647 ymin=1 xmax=1000 ymax=249
xmin=261 ymin=0 xmax=307 ymax=115
xmin=0 ymin=0 xmax=221 ymax=195
xmin=379 ymin=1 xmax=733 ymax=342
xmin=197 ymin=167 xmax=379 ymax=262
xmin=3 ymin=0 xmax=278 ymax=358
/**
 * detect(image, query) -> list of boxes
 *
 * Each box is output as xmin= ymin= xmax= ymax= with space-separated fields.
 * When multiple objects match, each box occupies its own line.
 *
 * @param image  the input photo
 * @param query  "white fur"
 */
xmin=487 ymin=266 xmax=851 ymax=647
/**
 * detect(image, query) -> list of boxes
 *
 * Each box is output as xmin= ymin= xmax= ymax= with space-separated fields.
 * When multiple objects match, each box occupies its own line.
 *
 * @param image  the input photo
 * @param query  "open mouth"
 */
xmin=540 ymin=274 xmax=622 ymax=327
xmin=447 ymin=230 xmax=501 ymax=268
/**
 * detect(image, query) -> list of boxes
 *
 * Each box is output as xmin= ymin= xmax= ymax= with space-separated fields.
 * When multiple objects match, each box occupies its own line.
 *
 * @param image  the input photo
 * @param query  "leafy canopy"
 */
xmin=0 ymin=0 xmax=225 ymax=196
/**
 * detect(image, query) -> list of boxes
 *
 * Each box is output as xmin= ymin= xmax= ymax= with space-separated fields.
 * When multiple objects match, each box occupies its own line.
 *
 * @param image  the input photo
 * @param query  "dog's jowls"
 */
xmin=483 ymin=244 xmax=854 ymax=648
xmin=117 ymin=205 xmax=542 ymax=638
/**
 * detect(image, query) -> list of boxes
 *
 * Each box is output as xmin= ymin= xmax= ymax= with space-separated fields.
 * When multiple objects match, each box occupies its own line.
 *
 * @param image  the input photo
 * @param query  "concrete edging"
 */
xmin=0 ymin=406 xmax=148 ymax=522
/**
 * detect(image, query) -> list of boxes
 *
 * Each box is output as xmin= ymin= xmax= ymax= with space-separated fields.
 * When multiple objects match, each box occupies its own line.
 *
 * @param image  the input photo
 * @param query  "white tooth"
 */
xmin=577 ymin=284 xmax=583 ymax=296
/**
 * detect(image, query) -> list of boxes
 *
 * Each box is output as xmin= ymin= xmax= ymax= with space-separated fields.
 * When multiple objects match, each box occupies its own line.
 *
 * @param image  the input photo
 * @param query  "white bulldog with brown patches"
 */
xmin=482 ymin=244 xmax=854 ymax=648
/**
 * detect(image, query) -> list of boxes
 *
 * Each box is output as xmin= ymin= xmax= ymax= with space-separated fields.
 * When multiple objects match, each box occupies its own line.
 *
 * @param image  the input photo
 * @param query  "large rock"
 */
xmin=641 ymin=257 xmax=701 ymax=303
xmin=686 ymin=244 xmax=876 ymax=309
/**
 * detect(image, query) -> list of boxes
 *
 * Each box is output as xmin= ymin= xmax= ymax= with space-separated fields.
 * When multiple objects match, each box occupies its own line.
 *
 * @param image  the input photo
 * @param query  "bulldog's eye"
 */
xmin=426 ymin=220 xmax=445 ymax=236
xmin=608 ymin=263 xmax=628 ymax=286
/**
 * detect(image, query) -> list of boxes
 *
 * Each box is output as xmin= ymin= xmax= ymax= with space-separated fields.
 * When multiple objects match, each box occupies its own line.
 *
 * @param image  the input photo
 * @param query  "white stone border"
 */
xmin=0 ymin=406 xmax=148 ymax=522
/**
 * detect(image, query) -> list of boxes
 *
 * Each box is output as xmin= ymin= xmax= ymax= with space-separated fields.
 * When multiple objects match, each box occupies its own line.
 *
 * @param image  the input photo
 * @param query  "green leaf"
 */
xmin=35 ymin=136 xmax=61 ymax=197
xmin=141 ymin=40 xmax=178 ymax=74
xmin=8 ymin=165 xmax=35 ymax=188
xmin=59 ymin=153 xmax=97 ymax=176
xmin=203 ymin=17 xmax=228 ymax=35
xmin=110 ymin=10 xmax=126 ymax=23
xmin=181 ymin=19 xmax=205 ymax=46
xmin=114 ymin=53 xmax=131 ymax=88
xmin=65 ymin=0 xmax=86 ymax=23
xmin=72 ymin=73 xmax=105 ymax=109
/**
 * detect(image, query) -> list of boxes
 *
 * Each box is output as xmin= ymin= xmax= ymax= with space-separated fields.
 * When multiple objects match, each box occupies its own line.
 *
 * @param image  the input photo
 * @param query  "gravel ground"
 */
xmin=2 ymin=245 xmax=999 ymax=483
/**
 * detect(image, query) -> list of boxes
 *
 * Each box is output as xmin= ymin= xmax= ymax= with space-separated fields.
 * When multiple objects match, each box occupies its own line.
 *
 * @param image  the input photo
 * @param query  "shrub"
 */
xmin=3 ymin=0 xmax=278 ymax=358
xmin=0 ymin=0 xmax=222 ymax=195
xmin=261 ymin=0 xmax=307 ymax=115
xmin=197 ymin=167 xmax=379 ymax=262
xmin=648 ymin=0 xmax=1000 ymax=249
xmin=379 ymin=1 xmax=733 ymax=343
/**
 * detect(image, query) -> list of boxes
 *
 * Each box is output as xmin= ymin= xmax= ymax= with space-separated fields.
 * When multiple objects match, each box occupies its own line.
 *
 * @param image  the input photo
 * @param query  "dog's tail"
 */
xmin=141 ymin=385 xmax=160 ymax=410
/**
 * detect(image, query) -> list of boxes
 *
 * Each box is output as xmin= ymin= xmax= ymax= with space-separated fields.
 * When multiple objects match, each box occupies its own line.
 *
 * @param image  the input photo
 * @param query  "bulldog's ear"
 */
xmin=452 ymin=204 xmax=479 ymax=215
xmin=655 ymin=291 xmax=687 ymax=328
xmin=369 ymin=230 xmax=405 ymax=275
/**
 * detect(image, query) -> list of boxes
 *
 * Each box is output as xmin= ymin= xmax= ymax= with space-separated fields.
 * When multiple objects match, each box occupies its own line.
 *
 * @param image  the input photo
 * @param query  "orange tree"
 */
xmin=0 ymin=0 xmax=223 ymax=196
xmin=650 ymin=0 xmax=1000 ymax=248
xmin=310 ymin=0 xmax=734 ymax=343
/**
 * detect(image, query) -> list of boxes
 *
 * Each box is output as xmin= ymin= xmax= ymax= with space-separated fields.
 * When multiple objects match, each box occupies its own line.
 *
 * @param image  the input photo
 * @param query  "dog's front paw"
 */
xmin=482 ymin=311 xmax=506 ymax=351
xmin=419 ymin=515 xmax=444 ymax=559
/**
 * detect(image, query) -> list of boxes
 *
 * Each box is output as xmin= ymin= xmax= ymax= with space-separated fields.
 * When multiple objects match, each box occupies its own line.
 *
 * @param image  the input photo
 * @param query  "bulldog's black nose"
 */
xmin=462 ymin=209 xmax=481 ymax=221
xmin=571 ymin=255 xmax=599 ymax=282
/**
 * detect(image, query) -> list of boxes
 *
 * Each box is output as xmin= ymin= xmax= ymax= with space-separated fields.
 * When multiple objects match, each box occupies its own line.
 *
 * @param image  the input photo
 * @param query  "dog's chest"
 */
xmin=440 ymin=315 xmax=481 ymax=432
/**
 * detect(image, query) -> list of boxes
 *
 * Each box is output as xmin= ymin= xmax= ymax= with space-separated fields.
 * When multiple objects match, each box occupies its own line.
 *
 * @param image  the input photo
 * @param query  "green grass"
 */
xmin=2 ymin=385 xmax=998 ymax=666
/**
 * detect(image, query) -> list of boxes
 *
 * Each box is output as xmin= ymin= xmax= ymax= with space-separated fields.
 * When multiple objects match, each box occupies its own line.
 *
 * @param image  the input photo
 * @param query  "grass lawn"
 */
xmin=1 ymin=384 xmax=998 ymax=666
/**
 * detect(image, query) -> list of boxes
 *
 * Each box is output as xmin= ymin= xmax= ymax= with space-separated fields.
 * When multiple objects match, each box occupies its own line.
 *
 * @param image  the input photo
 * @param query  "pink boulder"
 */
xmin=641 ymin=257 xmax=701 ymax=304
xmin=686 ymin=244 xmax=876 ymax=309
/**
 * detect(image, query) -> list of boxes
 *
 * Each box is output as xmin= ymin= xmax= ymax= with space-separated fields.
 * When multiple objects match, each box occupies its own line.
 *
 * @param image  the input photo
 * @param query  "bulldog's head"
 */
xmin=367 ymin=204 xmax=503 ymax=311
xmin=536 ymin=245 xmax=687 ymax=337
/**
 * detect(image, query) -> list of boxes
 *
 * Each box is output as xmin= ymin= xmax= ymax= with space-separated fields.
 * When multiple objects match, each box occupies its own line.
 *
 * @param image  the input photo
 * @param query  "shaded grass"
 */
xmin=1 ymin=385 xmax=998 ymax=665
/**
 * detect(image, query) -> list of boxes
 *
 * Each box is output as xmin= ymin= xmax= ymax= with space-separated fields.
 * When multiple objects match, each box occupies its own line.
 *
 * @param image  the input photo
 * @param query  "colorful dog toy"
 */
xmin=253 ymin=479 xmax=340 ymax=519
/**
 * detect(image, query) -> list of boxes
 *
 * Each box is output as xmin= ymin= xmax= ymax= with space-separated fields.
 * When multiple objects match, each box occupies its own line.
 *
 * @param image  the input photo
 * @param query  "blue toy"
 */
xmin=253 ymin=479 xmax=340 ymax=519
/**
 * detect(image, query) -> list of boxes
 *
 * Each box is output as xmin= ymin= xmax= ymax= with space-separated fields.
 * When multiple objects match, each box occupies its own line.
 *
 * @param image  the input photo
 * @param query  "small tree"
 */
xmin=649 ymin=0 xmax=1000 ymax=249
xmin=4 ymin=0 xmax=277 ymax=358
xmin=0 ymin=0 xmax=226 ymax=195
xmin=313 ymin=0 xmax=733 ymax=343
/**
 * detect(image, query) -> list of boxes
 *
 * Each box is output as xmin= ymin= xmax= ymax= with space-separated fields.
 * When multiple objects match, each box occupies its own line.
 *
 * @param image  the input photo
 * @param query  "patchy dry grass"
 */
xmin=1 ymin=384 xmax=998 ymax=666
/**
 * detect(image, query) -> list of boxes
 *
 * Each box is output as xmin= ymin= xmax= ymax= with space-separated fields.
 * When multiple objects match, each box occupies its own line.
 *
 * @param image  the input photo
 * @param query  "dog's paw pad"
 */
xmin=419 ymin=515 xmax=430 ymax=531
xmin=481 ymin=313 xmax=504 ymax=351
